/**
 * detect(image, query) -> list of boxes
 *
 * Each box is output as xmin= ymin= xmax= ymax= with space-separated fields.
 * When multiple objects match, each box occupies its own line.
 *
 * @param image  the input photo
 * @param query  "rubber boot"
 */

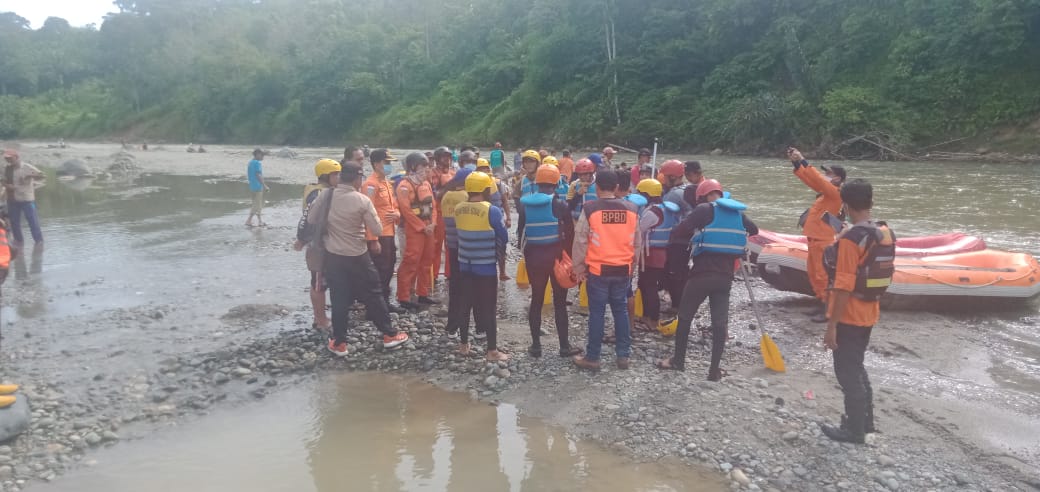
xmin=840 ymin=405 xmax=879 ymax=434
xmin=823 ymin=406 xmax=866 ymax=444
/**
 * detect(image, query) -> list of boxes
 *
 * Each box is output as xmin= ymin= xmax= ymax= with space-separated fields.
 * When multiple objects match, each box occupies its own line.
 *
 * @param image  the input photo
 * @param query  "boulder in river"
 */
xmin=108 ymin=151 xmax=140 ymax=174
xmin=274 ymin=147 xmax=298 ymax=159
xmin=56 ymin=159 xmax=93 ymax=178
xmin=0 ymin=396 xmax=30 ymax=442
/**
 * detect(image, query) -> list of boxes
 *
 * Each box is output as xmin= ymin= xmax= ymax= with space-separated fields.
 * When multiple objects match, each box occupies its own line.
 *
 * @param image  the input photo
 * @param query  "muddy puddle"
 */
xmin=30 ymin=373 xmax=722 ymax=492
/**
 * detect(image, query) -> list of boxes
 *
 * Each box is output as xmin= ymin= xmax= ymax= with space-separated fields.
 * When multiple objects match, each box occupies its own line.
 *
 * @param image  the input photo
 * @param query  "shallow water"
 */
xmin=30 ymin=374 xmax=722 ymax=492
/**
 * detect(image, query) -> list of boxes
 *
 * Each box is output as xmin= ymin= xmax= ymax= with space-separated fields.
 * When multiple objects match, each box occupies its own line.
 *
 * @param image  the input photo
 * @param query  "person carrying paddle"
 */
xmin=788 ymin=147 xmax=846 ymax=322
xmin=820 ymin=178 xmax=895 ymax=444
xmin=657 ymin=179 xmax=758 ymax=381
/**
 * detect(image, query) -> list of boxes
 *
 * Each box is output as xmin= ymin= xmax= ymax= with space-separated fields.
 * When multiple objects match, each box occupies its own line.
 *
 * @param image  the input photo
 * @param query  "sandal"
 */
xmin=558 ymin=347 xmax=583 ymax=357
xmin=312 ymin=321 xmax=331 ymax=332
xmin=456 ymin=344 xmax=471 ymax=356
xmin=656 ymin=358 xmax=684 ymax=371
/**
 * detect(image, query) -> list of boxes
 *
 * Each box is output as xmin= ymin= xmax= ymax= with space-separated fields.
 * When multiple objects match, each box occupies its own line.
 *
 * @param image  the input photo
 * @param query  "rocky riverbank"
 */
xmin=2 ymin=294 xmax=1036 ymax=492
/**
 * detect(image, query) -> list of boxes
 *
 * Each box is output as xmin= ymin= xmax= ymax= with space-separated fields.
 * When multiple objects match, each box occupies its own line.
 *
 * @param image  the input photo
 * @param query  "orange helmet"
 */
xmin=535 ymin=164 xmax=561 ymax=185
xmin=659 ymin=159 xmax=684 ymax=178
xmin=575 ymin=158 xmax=596 ymax=174
xmin=696 ymin=179 xmax=723 ymax=200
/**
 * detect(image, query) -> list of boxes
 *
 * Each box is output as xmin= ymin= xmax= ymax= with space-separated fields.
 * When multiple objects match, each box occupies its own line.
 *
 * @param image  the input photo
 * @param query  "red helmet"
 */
xmin=696 ymin=178 xmax=723 ymax=199
xmin=659 ymin=159 xmax=684 ymax=178
xmin=575 ymin=158 xmax=596 ymax=174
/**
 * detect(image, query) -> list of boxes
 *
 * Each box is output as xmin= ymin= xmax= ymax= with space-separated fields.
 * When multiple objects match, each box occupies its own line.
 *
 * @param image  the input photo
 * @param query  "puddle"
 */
xmin=30 ymin=374 xmax=723 ymax=492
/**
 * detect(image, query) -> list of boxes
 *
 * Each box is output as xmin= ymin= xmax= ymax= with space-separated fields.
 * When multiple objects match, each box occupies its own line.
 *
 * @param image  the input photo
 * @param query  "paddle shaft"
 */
xmin=739 ymin=258 xmax=768 ymax=335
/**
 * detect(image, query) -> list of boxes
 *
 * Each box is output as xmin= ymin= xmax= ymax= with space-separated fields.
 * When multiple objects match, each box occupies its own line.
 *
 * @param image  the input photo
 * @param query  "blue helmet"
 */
xmin=587 ymin=153 xmax=604 ymax=169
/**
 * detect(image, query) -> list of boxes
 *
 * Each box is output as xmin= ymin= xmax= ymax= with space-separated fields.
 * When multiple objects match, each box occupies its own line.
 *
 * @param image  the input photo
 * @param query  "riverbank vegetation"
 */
xmin=1 ymin=0 xmax=1039 ymax=155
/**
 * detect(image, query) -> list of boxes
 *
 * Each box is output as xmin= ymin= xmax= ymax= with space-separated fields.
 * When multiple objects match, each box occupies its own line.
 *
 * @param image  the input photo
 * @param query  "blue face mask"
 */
xmin=383 ymin=164 xmax=394 ymax=175
xmin=463 ymin=163 xmax=477 ymax=171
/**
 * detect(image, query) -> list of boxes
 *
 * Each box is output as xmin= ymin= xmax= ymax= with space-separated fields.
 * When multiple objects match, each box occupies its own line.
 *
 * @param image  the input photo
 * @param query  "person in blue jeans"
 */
xmin=3 ymin=149 xmax=45 ymax=248
xmin=571 ymin=171 xmax=642 ymax=371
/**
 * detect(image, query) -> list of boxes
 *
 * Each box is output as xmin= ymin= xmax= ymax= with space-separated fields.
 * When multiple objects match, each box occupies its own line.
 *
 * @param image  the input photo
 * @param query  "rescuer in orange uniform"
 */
xmin=788 ymin=147 xmax=846 ymax=322
xmin=396 ymin=152 xmax=439 ymax=310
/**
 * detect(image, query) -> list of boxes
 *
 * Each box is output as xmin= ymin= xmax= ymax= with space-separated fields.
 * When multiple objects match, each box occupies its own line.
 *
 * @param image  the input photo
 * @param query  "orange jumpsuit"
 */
xmin=397 ymin=176 xmax=438 ymax=302
xmin=794 ymin=165 xmax=843 ymax=302
xmin=428 ymin=166 xmax=456 ymax=279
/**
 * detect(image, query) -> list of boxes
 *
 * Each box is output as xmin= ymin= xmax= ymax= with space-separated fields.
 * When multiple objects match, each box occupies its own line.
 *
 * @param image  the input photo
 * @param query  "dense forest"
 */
xmin=1 ymin=0 xmax=1040 ymax=154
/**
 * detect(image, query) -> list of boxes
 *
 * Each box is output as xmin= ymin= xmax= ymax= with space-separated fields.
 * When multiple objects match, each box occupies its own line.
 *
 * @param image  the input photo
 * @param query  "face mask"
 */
xmin=463 ymin=163 xmax=477 ymax=171
xmin=383 ymin=164 xmax=394 ymax=175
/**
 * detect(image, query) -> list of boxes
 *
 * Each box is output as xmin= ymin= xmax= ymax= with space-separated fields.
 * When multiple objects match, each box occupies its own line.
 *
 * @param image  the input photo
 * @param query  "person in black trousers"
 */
xmin=657 ymin=179 xmax=758 ymax=381
xmin=517 ymin=164 xmax=582 ymax=358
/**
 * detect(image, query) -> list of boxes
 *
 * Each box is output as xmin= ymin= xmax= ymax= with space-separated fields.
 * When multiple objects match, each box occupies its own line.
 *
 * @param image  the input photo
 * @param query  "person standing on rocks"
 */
xmin=517 ymin=163 xmax=581 ymax=358
xmin=788 ymin=147 xmax=846 ymax=323
xmin=437 ymin=168 xmax=473 ymax=335
xmin=342 ymin=146 xmax=365 ymax=166
xmin=629 ymin=148 xmax=652 ymax=193
xmin=245 ymin=148 xmax=269 ymax=227
xmin=572 ymin=171 xmax=640 ymax=371
xmin=396 ymin=152 xmax=439 ymax=310
xmin=515 ymin=150 xmax=543 ymax=201
xmin=820 ymin=178 xmax=894 ymax=444
xmin=634 ymin=178 xmax=678 ymax=332
xmin=363 ymin=149 xmax=405 ymax=313
xmin=2 ymin=149 xmax=46 ymax=249
xmin=558 ymin=150 xmax=575 ymax=182
xmin=656 ymin=179 xmax=758 ymax=381
xmin=454 ymin=171 xmax=510 ymax=362
xmin=295 ymin=159 xmax=342 ymax=331
xmin=662 ymin=160 xmax=703 ymax=312
xmin=310 ymin=162 xmax=409 ymax=356
xmin=602 ymin=146 xmax=617 ymax=169
xmin=429 ymin=147 xmax=457 ymax=283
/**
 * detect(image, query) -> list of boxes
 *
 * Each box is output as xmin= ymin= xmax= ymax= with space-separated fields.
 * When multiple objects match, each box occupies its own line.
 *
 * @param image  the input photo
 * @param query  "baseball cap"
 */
xmin=602 ymin=146 xmax=616 ymax=155
xmin=587 ymin=153 xmax=604 ymax=169
xmin=820 ymin=165 xmax=847 ymax=181
xmin=370 ymin=148 xmax=397 ymax=162
xmin=2 ymin=149 xmax=18 ymax=158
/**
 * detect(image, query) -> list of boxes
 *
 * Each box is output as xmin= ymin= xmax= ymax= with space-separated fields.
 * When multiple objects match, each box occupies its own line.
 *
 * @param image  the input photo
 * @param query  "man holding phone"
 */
xmin=787 ymin=147 xmax=846 ymax=322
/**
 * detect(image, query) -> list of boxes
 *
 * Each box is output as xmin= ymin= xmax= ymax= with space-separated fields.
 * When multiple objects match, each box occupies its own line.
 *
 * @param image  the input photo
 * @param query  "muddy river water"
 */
xmin=32 ymin=374 xmax=720 ymax=492
xmin=3 ymin=146 xmax=1039 ymax=490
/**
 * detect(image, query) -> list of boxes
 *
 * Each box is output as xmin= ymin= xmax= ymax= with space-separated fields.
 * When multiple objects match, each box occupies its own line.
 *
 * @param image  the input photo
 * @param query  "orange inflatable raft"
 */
xmin=749 ymin=230 xmax=987 ymax=258
xmin=756 ymin=241 xmax=1040 ymax=309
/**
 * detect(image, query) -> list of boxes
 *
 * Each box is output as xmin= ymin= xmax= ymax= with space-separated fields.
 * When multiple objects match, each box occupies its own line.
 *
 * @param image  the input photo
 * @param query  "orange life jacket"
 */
xmin=584 ymin=199 xmax=638 ymax=276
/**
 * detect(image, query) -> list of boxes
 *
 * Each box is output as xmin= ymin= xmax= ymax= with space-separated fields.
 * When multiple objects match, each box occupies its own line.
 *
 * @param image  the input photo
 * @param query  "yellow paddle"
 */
xmin=740 ymin=258 xmax=786 ymax=373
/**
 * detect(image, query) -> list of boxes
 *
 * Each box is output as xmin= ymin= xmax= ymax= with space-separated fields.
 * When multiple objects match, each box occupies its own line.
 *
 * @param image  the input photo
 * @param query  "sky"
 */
xmin=0 ymin=0 xmax=115 ymax=28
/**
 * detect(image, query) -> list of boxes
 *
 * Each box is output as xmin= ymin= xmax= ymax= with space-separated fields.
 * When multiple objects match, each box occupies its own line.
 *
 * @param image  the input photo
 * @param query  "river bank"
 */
xmin=0 ymin=143 xmax=1036 ymax=491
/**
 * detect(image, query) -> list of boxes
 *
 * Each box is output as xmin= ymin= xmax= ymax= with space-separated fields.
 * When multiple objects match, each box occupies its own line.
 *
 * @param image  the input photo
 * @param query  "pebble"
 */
xmin=719 ymin=462 xmax=733 ymax=472
xmin=84 ymin=432 xmax=102 ymax=446
xmin=605 ymin=404 xmax=621 ymax=411
xmin=782 ymin=431 xmax=798 ymax=441
xmin=484 ymin=376 xmax=499 ymax=387
xmin=102 ymin=431 xmax=120 ymax=442
xmin=232 ymin=367 xmax=253 ymax=377
xmin=878 ymin=455 xmax=896 ymax=467
xmin=730 ymin=468 xmax=750 ymax=486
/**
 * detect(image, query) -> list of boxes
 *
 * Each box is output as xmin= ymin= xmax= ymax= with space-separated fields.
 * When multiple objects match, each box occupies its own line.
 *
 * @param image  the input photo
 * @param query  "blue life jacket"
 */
xmin=691 ymin=198 xmax=748 ymax=257
xmin=555 ymin=178 xmax=569 ymax=202
xmin=648 ymin=201 xmax=681 ymax=248
xmin=520 ymin=193 xmax=560 ymax=246
xmin=520 ymin=176 xmax=539 ymax=198
xmin=570 ymin=181 xmax=598 ymax=219
xmin=455 ymin=201 xmax=498 ymax=268
xmin=624 ymin=193 xmax=648 ymax=214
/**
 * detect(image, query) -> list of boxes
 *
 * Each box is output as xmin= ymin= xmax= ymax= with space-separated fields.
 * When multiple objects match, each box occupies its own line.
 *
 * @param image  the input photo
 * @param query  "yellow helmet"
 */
xmin=636 ymin=178 xmax=663 ymax=197
xmin=476 ymin=158 xmax=491 ymax=169
xmin=657 ymin=318 xmax=678 ymax=337
xmin=314 ymin=158 xmax=342 ymax=178
xmin=465 ymin=171 xmax=494 ymax=193
xmin=541 ymin=155 xmax=559 ymax=167
xmin=522 ymin=149 xmax=541 ymax=162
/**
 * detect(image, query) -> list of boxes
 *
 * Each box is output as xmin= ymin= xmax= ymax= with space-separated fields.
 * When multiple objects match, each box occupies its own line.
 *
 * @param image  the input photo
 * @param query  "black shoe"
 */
xmin=399 ymin=301 xmax=421 ymax=311
xmin=559 ymin=346 xmax=582 ymax=357
xmin=821 ymin=423 xmax=865 ymax=444
xmin=528 ymin=344 xmax=542 ymax=358
xmin=810 ymin=313 xmax=828 ymax=323
xmin=417 ymin=296 xmax=439 ymax=305
xmin=386 ymin=303 xmax=407 ymax=314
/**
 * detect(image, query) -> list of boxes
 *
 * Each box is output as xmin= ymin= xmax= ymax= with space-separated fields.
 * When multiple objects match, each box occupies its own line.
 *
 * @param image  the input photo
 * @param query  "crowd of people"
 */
xmin=284 ymin=143 xmax=893 ymax=446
